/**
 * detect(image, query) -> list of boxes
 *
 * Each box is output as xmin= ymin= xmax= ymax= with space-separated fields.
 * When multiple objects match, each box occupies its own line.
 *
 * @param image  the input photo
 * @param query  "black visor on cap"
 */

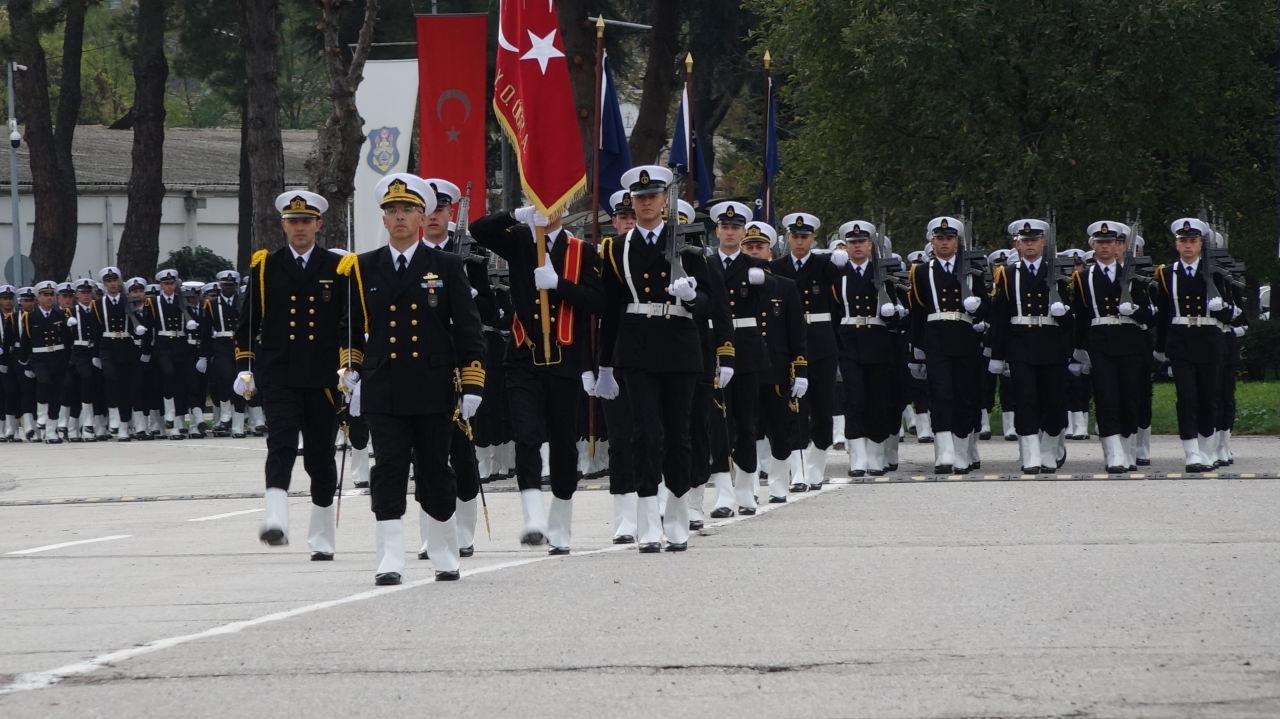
xmin=1175 ymin=227 xmax=1202 ymax=238
xmin=932 ymin=227 xmax=959 ymax=237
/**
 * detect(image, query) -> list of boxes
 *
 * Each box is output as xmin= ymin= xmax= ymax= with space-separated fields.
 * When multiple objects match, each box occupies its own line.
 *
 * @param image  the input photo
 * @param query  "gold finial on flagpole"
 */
xmin=685 ymin=52 xmax=693 ymax=72
xmin=596 ymin=15 xmax=605 ymax=37
xmin=763 ymin=49 xmax=772 ymax=70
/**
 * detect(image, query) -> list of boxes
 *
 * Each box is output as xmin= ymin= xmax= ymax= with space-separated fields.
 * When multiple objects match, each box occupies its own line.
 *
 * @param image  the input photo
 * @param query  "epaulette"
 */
xmin=715 ymin=341 xmax=735 ymax=358
xmin=1156 ymin=264 xmax=1168 ymax=294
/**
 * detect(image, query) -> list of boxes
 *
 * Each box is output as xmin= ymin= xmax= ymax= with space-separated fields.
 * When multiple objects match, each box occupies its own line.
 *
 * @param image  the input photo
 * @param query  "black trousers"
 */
xmin=1137 ymin=351 xmax=1153 ymax=429
xmin=1170 ymin=358 xmax=1220 ymax=440
xmin=687 ymin=379 xmax=713 ymax=489
xmin=1090 ymin=351 xmax=1145 ymax=438
xmin=155 ymin=339 xmax=191 ymax=414
xmin=1009 ymin=360 xmax=1067 ymax=437
xmin=506 ymin=364 xmax=580 ymax=500
xmin=757 ymin=383 xmax=798 ymax=460
xmin=1066 ymin=371 xmax=1092 ymax=413
xmin=839 ymin=358 xmax=899 ymax=443
xmin=622 ymin=369 xmax=696 ymax=498
xmin=925 ymin=353 xmax=981 ymax=436
xmin=604 ymin=378 xmax=637 ymax=494
xmin=0 ymin=361 xmax=17 ymax=415
xmin=909 ymin=373 xmax=931 ymax=413
xmin=30 ymin=351 xmax=69 ymax=416
xmin=1218 ymin=340 xmax=1237 ymax=431
xmin=796 ymin=356 xmax=836 ymax=450
xmin=262 ymin=384 xmax=338 ymax=508
xmin=472 ymin=331 xmax=511 ymax=447
xmin=982 ymin=364 xmax=998 ymax=411
xmin=368 ymin=412 xmax=454 ymax=521
xmin=710 ymin=370 xmax=759 ymax=473
xmin=65 ymin=350 xmax=98 ymax=415
xmin=998 ymin=372 xmax=1016 ymax=414
xmin=208 ymin=343 xmax=244 ymax=413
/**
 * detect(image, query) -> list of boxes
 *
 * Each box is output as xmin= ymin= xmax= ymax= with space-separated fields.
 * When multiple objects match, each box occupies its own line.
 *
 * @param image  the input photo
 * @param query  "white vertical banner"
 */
xmin=353 ymin=59 xmax=419 ymax=253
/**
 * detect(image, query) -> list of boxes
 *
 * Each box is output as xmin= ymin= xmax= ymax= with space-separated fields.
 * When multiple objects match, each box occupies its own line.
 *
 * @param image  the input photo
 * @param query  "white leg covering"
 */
xmin=766 ymin=455 xmax=789 ymax=499
xmin=351 ymin=446 xmax=370 ymax=486
xmin=733 ymin=464 xmax=758 ymax=510
xmin=1182 ymin=438 xmax=1204 ymax=468
xmin=902 ymin=405 xmax=916 ymax=432
xmin=417 ymin=508 xmax=431 ymax=554
xmin=848 ymin=437 xmax=867 ymax=474
xmin=866 ymin=441 xmax=884 ymax=474
xmin=636 ymin=495 xmax=661 ymax=545
xmin=934 ymin=431 xmax=955 ymax=468
xmin=662 ymin=490 xmax=689 ymax=545
xmin=232 ymin=411 xmax=246 ymax=436
xmin=1018 ymin=435 xmax=1041 ymax=472
xmin=262 ymin=487 xmax=290 ymax=540
xmin=756 ymin=438 xmax=770 ymax=473
xmin=1197 ymin=434 xmax=1217 ymax=468
xmin=953 ymin=433 xmax=971 ymax=470
xmin=455 ymin=497 xmax=478 ymax=550
xmin=656 ymin=482 xmax=670 ymax=518
xmin=81 ymin=404 xmax=96 ymax=440
xmin=576 ymin=440 xmax=590 ymax=475
xmin=1103 ymin=435 xmax=1125 ymax=470
xmin=711 ymin=471 xmax=734 ymax=510
xmin=426 ymin=514 xmax=460 ymax=573
xmin=162 ymin=397 xmax=175 ymax=423
xmin=308 ymin=503 xmax=336 ymax=555
xmin=614 ymin=492 xmax=638 ymax=537
xmin=1221 ymin=429 xmax=1233 ymax=464
xmin=980 ymin=408 xmax=991 ymax=435
xmin=684 ymin=486 xmax=704 ymax=524
xmin=915 ymin=412 xmax=934 ymax=440
xmin=108 ymin=407 xmax=120 ymax=431
xmin=520 ymin=489 xmax=547 ymax=538
xmin=1040 ymin=432 xmax=1062 ymax=471
xmin=968 ymin=433 xmax=980 ymax=467
xmin=539 ymin=442 xmax=550 ymax=478
xmin=1002 ymin=411 xmax=1016 ymax=439
xmin=884 ymin=433 xmax=900 ymax=468
xmin=1136 ymin=426 xmax=1151 ymax=460
xmin=1121 ymin=434 xmax=1137 ymax=468
xmin=832 ymin=414 xmax=846 ymax=445
xmin=545 ymin=496 xmax=573 ymax=550
xmin=476 ymin=445 xmax=493 ymax=479
xmin=375 ymin=519 xmax=406 ymax=576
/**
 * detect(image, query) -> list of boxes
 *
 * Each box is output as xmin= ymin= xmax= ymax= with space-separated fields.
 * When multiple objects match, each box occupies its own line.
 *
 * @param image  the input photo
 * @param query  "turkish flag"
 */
xmin=493 ymin=0 xmax=586 ymax=215
xmin=417 ymin=14 xmax=488 ymax=215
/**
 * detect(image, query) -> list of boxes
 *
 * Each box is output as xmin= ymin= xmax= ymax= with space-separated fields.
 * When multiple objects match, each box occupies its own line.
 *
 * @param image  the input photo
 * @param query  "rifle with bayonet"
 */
xmin=1045 ymin=209 xmax=1062 ymax=306
xmin=664 ymin=170 xmax=689 ymax=282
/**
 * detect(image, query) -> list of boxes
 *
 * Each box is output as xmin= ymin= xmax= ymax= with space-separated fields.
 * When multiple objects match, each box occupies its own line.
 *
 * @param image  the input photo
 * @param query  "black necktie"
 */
xmin=1028 ymin=263 xmax=1037 ymax=276
xmin=397 ymin=254 xmax=408 ymax=275
xmin=1103 ymin=266 xmax=1111 ymax=281
xmin=795 ymin=260 xmax=803 ymax=273
xmin=856 ymin=266 xmax=863 ymax=277
xmin=647 ymin=231 xmax=656 ymax=245
xmin=296 ymin=256 xmax=306 ymax=270
xmin=723 ymin=256 xmax=733 ymax=270
xmin=1184 ymin=264 xmax=1193 ymax=278
xmin=944 ymin=261 xmax=952 ymax=274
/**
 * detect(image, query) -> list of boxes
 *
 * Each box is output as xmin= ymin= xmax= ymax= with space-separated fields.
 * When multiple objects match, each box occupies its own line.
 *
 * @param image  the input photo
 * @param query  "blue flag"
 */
xmin=668 ymin=86 xmax=713 ymax=209
xmin=597 ymin=52 xmax=631 ymax=214
xmin=755 ymin=75 xmax=779 ymax=225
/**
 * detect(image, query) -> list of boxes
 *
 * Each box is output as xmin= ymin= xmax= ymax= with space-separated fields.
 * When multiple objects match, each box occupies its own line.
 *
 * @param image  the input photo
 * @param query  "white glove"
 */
xmin=513 ymin=206 xmax=549 ymax=227
xmin=879 ymin=302 xmax=896 ymax=318
xmin=1153 ymin=351 xmax=1168 ymax=363
xmin=1067 ymin=362 xmax=1084 ymax=377
xmin=972 ymin=321 xmax=989 ymax=333
xmin=66 ymin=316 xmax=78 ymax=327
xmin=195 ymin=357 xmax=207 ymax=374
xmin=912 ymin=347 xmax=925 ymax=361
xmin=534 ymin=258 xmax=559 ymax=290
xmin=0 ymin=364 xmax=7 ymax=374
xmin=1149 ymin=303 xmax=1158 ymax=317
xmin=1072 ymin=349 xmax=1090 ymax=366
xmin=667 ymin=276 xmax=698 ymax=302
xmin=716 ymin=365 xmax=734 ymax=388
xmin=895 ymin=304 xmax=908 ymax=318
xmin=790 ymin=376 xmax=809 ymax=398
xmin=24 ymin=369 xmax=35 ymax=379
xmin=963 ymin=296 xmax=981 ymax=313
xmin=339 ymin=369 xmax=360 ymax=393
xmin=908 ymin=363 xmax=926 ymax=381
xmin=1232 ymin=305 xmax=1243 ymax=319
xmin=1049 ymin=301 xmax=1067 ymax=317
xmin=460 ymin=393 xmax=482 ymax=421
xmin=747 ymin=267 xmax=765 ymax=285
xmin=983 ymin=346 xmax=992 ymax=358
xmin=233 ymin=371 xmax=254 ymax=397
xmin=1207 ymin=296 xmax=1225 ymax=312
xmin=1233 ymin=326 xmax=1246 ymax=338
xmin=580 ymin=371 xmax=596 ymax=395
xmin=134 ymin=324 xmax=148 ymax=336
xmin=987 ymin=359 xmax=1005 ymax=375
xmin=1118 ymin=302 xmax=1136 ymax=316
xmin=186 ymin=319 xmax=199 ymax=331
xmin=140 ymin=354 xmax=151 ymax=364
xmin=92 ymin=357 xmax=102 ymax=370
xmin=595 ymin=367 xmax=619 ymax=400
xmin=830 ymin=249 xmax=849 ymax=268
xmin=470 ymin=287 xmax=479 ymax=299
xmin=348 ymin=381 xmax=362 ymax=417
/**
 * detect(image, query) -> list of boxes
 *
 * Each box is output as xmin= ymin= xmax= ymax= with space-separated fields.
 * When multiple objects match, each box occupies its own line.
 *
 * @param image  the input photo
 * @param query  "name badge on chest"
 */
xmin=424 ymin=272 xmax=442 ymax=308
xmin=319 ymin=279 xmax=333 ymax=303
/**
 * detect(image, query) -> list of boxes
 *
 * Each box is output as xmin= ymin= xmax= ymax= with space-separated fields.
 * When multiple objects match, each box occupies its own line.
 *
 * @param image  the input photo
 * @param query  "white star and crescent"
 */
xmin=520 ymin=28 xmax=564 ymax=74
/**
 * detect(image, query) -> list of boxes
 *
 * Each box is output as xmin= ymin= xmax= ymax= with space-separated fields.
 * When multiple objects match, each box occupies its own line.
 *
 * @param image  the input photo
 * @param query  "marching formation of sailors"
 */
xmin=1 ymin=163 xmax=1256 ymax=585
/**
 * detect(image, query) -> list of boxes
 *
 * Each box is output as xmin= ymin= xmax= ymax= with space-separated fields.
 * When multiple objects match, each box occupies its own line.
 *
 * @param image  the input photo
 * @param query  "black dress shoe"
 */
xmin=1106 ymin=465 xmax=1127 ymax=474
xmin=1021 ymin=466 xmax=1041 ymax=475
xmin=548 ymin=546 xmax=570 ymax=556
xmin=1186 ymin=463 xmax=1211 ymax=474
xmin=1038 ymin=466 xmax=1056 ymax=474
xmin=637 ymin=542 xmax=661 ymax=553
xmin=45 ymin=437 xmax=63 ymax=445
xmin=231 ymin=433 xmax=246 ymax=439
xmin=688 ymin=520 xmax=703 ymax=531
xmin=1136 ymin=457 xmax=1151 ymax=466
xmin=259 ymin=527 xmax=288 ymax=546
xmin=612 ymin=534 xmax=635 ymax=544
xmin=955 ymin=464 xmax=971 ymax=475
xmin=809 ymin=482 xmax=822 ymax=490
xmin=979 ymin=431 xmax=992 ymax=440
xmin=869 ymin=468 xmax=886 ymax=477
xmin=418 ymin=550 xmax=429 ymax=560
xmin=169 ymin=434 xmax=185 ymax=440
xmin=1127 ymin=464 xmax=1137 ymax=471
xmin=460 ymin=545 xmax=474 ymax=558
xmin=758 ymin=471 xmax=768 ymax=480
xmin=970 ymin=461 xmax=981 ymax=470
xmin=737 ymin=507 xmax=756 ymax=516
xmin=117 ymin=435 xmax=132 ymax=442
xmin=137 ymin=433 xmax=154 ymax=441
xmin=311 ymin=552 xmax=333 ymax=561
xmin=789 ymin=483 xmax=808 ymax=493
xmin=353 ymin=480 xmax=370 ymax=489
xmin=375 ymin=572 xmax=401 ymax=586
xmin=520 ymin=531 xmax=546 ymax=546
xmin=934 ymin=464 xmax=953 ymax=474
xmin=849 ymin=469 xmax=865 ymax=478
xmin=918 ymin=436 xmax=934 ymax=444
xmin=665 ymin=542 xmax=687 ymax=552
xmin=435 ymin=570 xmax=460 ymax=581
xmin=1004 ymin=434 xmax=1017 ymax=441
xmin=768 ymin=495 xmax=787 ymax=504
xmin=886 ymin=464 xmax=899 ymax=471
xmin=709 ymin=507 xmax=734 ymax=519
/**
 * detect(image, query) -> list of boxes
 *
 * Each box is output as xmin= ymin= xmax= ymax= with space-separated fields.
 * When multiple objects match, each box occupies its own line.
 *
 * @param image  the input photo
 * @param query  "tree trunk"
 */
xmin=237 ymin=0 xmax=286 ymax=252
xmin=10 ymin=0 xmax=89 ymax=281
xmin=116 ymin=0 xmax=170 ymax=279
xmin=627 ymin=0 xmax=682 ymax=165
xmin=306 ymin=0 xmax=380 ymax=250
xmin=237 ymin=104 xmax=252 ymax=272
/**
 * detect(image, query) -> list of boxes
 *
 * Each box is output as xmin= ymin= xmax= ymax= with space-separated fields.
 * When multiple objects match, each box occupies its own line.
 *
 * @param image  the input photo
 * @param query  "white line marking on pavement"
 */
xmin=0 ymin=485 xmax=832 ymax=695
xmin=186 ymin=508 xmax=264 ymax=522
xmin=6 ymin=534 xmax=132 ymax=556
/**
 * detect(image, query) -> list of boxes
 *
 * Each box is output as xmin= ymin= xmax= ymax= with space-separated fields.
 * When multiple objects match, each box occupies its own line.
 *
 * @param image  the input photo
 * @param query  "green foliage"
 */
xmin=1240 ymin=317 xmax=1280 ymax=380
xmin=156 ymin=245 xmax=232 ymax=282
xmin=744 ymin=0 xmax=1280 ymax=284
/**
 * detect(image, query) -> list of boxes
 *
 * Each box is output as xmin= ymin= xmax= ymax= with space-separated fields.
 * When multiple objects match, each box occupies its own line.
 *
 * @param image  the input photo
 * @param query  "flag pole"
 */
xmin=587 ymin=16 xmax=605 ymax=460
xmin=762 ymin=49 xmax=772 ymax=225
xmin=684 ymin=52 xmax=695 ymax=204
xmin=536 ymin=224 xmax=552 ymax=364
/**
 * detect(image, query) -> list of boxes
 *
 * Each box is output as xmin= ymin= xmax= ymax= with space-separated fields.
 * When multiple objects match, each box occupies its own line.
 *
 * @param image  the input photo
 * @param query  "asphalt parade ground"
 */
xmin=1 ymin=435 xmax=1278 ymax=718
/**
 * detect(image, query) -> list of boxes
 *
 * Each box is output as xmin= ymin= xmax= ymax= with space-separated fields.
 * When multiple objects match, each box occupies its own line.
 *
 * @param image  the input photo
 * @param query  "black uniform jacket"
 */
xmin=759 ymin=272 xmax=807 ymax=386
xmin=987 ymin=260 xmax=1073 ymax=364
xmin=1153 ymin=260 xmax=1233 ymax=364
xmin=708 ymin=251 xmax=771 ymax=374
xmin=771 ymin=251 xmax=839 ymax=362
xmin=907 ymin=257 xmax=988 ymax=358
xmin=833 ymin=261 xmax=904 ymax=365
xmin=1070 ymin=261 xmax=1154 ymax=357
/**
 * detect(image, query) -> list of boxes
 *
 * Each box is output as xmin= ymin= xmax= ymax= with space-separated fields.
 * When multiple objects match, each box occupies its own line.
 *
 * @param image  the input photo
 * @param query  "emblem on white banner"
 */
xmin=366 ymin=126 xmax=400 ymax=175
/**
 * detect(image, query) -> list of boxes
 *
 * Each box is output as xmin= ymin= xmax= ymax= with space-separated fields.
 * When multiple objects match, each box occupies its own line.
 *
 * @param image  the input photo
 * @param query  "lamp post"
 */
xmin=7 ymin=61 xmax=26 ymax=287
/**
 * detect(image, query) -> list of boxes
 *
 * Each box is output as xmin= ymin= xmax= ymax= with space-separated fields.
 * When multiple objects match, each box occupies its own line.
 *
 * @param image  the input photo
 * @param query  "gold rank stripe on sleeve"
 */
xmin=234 ymin=348 xmax=255 ymax=361
xmin=338 ymin=348 xmax=364 ymax=366
xmin=715 ymin=341 xmax=735 ymax=358
xmin=458 ymin=359 xmax=486 ymax=389
xmin=335 ymin=253 xmax=369 ymax=335
xmin=250 ymin=249 xmax=270 ymax=319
